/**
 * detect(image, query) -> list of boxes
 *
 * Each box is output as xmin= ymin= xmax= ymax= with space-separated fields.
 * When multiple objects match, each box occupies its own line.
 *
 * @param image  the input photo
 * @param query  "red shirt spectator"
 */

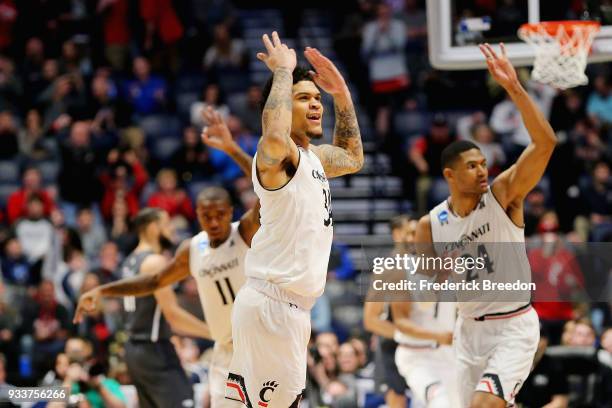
xmin=98 ymin=0 xmax=130 ymax=45
xmin=100 ymin=151 xmax=148 ymax=221
xmin=0 ymin=0 xmax=17 ymax=51
xmin=147 ymin=168 xmax=195 ymax=221
xmin=140 ymin=0 xmax=183 ymax=46
xmin=7 ymin=167 xmax=55 ymax=224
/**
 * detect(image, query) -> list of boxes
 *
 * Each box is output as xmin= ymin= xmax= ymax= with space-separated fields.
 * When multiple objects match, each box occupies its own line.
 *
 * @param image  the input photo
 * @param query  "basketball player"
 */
xmin=392 ymin=300 xmax=457 ymax=408
xmin=82 ymin=208 xmax=210 ymax=408
xmin=225 ymin=32 xmax=363 ymax=407
xmin=364 ymin=215 xmax=415 ymax=408
xmin=74 ymin=108 xmax=259 ymax=407
xmin=417 ymin=43 xmax=557 ymax=407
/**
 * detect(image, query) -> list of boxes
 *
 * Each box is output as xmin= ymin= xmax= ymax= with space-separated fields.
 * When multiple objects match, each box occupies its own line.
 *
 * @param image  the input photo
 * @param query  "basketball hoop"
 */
xmin=518 ymin=21 xmax=600 ymax=89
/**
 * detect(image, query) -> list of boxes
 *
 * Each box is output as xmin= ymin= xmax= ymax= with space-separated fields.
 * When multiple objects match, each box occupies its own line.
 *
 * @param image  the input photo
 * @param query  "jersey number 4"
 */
xmin=214 ymin=278 xmax=236 ymax=305
xmin=323 ymin=188 xmax=333 ymax=227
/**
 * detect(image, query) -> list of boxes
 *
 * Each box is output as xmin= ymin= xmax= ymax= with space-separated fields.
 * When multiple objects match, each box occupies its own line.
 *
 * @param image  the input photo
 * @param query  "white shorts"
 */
xmin=210 ymin=341 xmax=233 ymax=407
xmin=225 ymin=280 xmax=311 ymax=408
xmin=395 ymin=345 xmax=460 ymax=407
xmin=454 ymin=306 xmax=539 ymax=407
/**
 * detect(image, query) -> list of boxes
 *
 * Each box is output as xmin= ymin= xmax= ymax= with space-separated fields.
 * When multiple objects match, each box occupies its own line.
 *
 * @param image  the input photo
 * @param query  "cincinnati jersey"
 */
xmin=429 ymin=187 xmax=531 ymax=318
xmin=189 ymin=222 xmax=248 ymax=345
xmin=394 ymin=302 xmax=456 ymax=347
xmin=246 ymin=147 xmax=334 ymax=299
xmin=121 ymin=250 xmax=172 ymax=341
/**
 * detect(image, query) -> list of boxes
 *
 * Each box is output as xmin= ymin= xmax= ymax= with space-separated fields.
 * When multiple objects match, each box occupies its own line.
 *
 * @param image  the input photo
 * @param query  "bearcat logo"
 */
xmin=258 ymin=381 xmax=279 ymax=407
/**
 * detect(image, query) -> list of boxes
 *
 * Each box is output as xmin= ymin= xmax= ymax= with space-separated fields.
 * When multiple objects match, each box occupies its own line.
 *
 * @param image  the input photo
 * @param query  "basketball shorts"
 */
xmin=225 ymin=279 xmax=312 ymax=408
xmin=454 ymin=305 xmax=539 ymax=407
xmin=210 ymin=341 xmax=233 ymax=407
xmin=395 ymin=344 xmax=459 ymax=407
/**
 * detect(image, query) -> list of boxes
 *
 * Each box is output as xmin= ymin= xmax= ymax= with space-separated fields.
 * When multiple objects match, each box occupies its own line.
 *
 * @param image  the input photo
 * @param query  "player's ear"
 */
xmin=442 ymin=167 xmax=453 ymax=182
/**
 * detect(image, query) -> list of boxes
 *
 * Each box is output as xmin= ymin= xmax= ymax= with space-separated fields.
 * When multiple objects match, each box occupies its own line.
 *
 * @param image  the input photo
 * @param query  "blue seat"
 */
xmin=0 ymin=183 xmax=18 ymax=206
xmin=151 ymin=137 xmax=182 ymax=162
xmin=36 ymin=161 xmax=59 ymax=184
xmin=140 ymin=115 xmax=182 ymax=139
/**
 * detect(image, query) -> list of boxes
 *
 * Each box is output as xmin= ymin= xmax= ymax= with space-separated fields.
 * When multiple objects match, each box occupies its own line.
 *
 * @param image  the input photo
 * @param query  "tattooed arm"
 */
xmin=255 ymin=32 xmax=299 ymax=189
xmin=305 ymin=47 xmax=363 ymax=178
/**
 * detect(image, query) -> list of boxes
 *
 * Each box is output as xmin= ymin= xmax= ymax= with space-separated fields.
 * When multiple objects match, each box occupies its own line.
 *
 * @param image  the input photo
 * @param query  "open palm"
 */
xmin=479 ymin=43 xmax=519 ymax=90
xmin=304 ymin=47 xmax=348 ymax=96
xmin=201 ymin=106 xmax=234 ymax=152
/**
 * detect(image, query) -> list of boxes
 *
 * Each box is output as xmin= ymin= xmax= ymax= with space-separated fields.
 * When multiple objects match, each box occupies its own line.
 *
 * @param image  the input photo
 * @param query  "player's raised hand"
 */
xmin=73 ymin=288 xmax=101 ymax=324
xmin=304 ymin=47 xmax=349 ymax=96
xmin=479 ymin=43 xmax=519 ymax=90
xmin=256 ymin=31 xmax=297 ymax=73
xmin=201 ymin=106 xmax=236 ymax=153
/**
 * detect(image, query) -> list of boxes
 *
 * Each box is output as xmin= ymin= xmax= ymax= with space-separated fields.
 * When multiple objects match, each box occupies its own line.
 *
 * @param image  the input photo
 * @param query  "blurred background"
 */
xmin=0 ymin=0 xmax=610 ymax=406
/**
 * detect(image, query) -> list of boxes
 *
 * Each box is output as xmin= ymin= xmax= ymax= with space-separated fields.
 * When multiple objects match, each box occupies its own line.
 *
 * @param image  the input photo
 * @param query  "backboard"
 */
xmin=427 ymin=0 xmax=612 ymax=69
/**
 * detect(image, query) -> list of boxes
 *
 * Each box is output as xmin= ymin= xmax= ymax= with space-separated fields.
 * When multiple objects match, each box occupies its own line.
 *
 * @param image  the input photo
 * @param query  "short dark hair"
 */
xmin=440 ymin=140 xmax=481 ymax=171
xmin=132 ymin=208 xmax=163 ymax=235
xmin=261 ymin=66 xmax=313 ymax=111
xmin=197 ymin=186 xmax=231 ymax=205
xmin=389 ymin=214 xmax=411 ymax=232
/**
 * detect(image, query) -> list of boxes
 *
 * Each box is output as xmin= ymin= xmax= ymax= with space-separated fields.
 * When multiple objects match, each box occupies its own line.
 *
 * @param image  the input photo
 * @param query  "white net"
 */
xmin=518 ymin=22 xmax=600 ymax=89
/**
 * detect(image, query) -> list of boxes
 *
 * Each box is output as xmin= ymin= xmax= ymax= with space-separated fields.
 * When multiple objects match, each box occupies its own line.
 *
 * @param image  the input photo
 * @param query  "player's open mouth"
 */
xmin=479 ymin=179 xmax=488 ymax=187
xmin=307 ymin=113 xmax=321 ymax=123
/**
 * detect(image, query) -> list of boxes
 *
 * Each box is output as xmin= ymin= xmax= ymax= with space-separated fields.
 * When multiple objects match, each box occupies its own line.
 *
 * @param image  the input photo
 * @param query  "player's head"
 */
xmin=441 ymin=140 xmax=488 ymax=194
xmin=132 ymin=208 xmax=174 ymax=249
xmin=196 ymin=187 xmax=233 ymax=246
xmin=262 ymin=66 xmax=324 ymax=140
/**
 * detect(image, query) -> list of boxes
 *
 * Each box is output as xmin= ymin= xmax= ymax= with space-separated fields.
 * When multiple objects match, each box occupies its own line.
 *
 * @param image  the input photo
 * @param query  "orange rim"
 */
xmin=519 ymin=20 xmax=600 ymax=37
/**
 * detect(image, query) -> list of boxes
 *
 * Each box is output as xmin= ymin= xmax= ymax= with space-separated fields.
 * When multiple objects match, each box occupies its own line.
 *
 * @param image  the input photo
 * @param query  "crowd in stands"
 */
xmin=0 ymin=0 xmax=610 ymax=406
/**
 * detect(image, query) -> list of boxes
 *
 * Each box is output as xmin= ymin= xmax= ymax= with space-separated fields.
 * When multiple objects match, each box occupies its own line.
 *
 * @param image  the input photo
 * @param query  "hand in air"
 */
xmin=479 ymin=43 xmax=520 ymax=90
xmin=201 ymin=106 xmax=236 ymax=153
xmin=256 ymin=31 xmax=297 ymax=73
xmin=304 ymin=47 xmax=348 ymax=96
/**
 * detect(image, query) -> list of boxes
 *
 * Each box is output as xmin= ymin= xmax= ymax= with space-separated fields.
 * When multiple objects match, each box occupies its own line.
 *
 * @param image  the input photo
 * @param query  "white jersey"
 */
xmin=189 ymin=222 xmax=248 ymax=344
xmin=429 ymin=187 xmax=531 ymax=318
xmin=394 ymin=302 xmax=456 ymax=347
xmin=246 ymin=147 xmax=334 ymax=300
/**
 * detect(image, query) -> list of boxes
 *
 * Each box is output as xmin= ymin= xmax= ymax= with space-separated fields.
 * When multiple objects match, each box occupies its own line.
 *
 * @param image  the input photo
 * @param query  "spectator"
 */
xmin=490 ymin=80 xmax=556 ymax=161
xmin=0 ymin=0 xmax=17 ymax=53
xmin=124 ymin=56 xmax=167 ymax=116
xmin=139 ymin=0 xmax=183 ymax=70
xmin=0 ymin=283 xmax=19 ymax=379
xmin=100 ymin=149 xmax=149 ymax=222
xmin=549 ymin=89 xmax=586 ymax=133
xmin=208 ymin=115 xmax=257 ymax=183
xmin=20 ymin=280 xmax=71 ymax=377
xmin=515 ymin=326 xmax=569 ymax=408
xmin=18 ymin=108 xmax=54 ymax=160
xmin=87 ymin=74 xmax=120 ymax=132
xmin=147 ymin=168 xmax=195 ymax=222
xmin=15 ymin=194 xmax=54 ymax=279
xmin=0 ymin=353 xmax=15 ymax=406
xmin=7 ymin=167 xmax=56 ymax=225
xmin=568 ymin=319 xmax=597 ymax=347
xmin=190 ymin=83 xmax=229 ymax=128
xmin=74 ymin=273 xmax=115 ymax=353
xmin=408 ymin=114 xmax=455 ymax=214
xmin=38 ymin=74 xmax=86 ymax=134
xmin=51 ymin=339 xmax=126 ymax=408
xmin=203 ymin=23 xmax=248 ymax=93
xmin=469 ymin=123 xmax=505 ymax=176
xmin=173 ymin=336 xmax=207 ymax=384
xmin=76 ymin=207 xmax=107 ymax=262
xmin=0 ymin=110 xmax=18 ymax=159
xmin=58 ymin=121 xmax=102 ymax=221
xmin=586 ymin=74 xmax=612 ymax=126
xmin=170 ymin=126 xmax=214 ymax=182
xmin=580 ymin=160 xmax=612 ymax=236
xmin=362 ymin=2 xmax=409 ymax=137
xmin=327 ymin=242 xmax=356 ymax=281
xmin=40 ymin=352 xmax=69 ymax=386
xmin=1 ymin=234 xmax=34 ymax=287
xmin=91 ymin=241 xmax=120 ymax=284
xmin=231 ymin=84 xmax=263 ymax=135
xmin=523 ymin=187 xmax=547 ymax=237
xmin=0 ymin=56 xmax=22 ymax=113
xmin=20 ymin=38 xmax=46 ymax=105
xmin=59 ymin=40 xmax=92 ymax=78
xmin=602 ymin=327 xmax=612 ymax=354
xmin=97 ymin=0 xmax=130 ymax=71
